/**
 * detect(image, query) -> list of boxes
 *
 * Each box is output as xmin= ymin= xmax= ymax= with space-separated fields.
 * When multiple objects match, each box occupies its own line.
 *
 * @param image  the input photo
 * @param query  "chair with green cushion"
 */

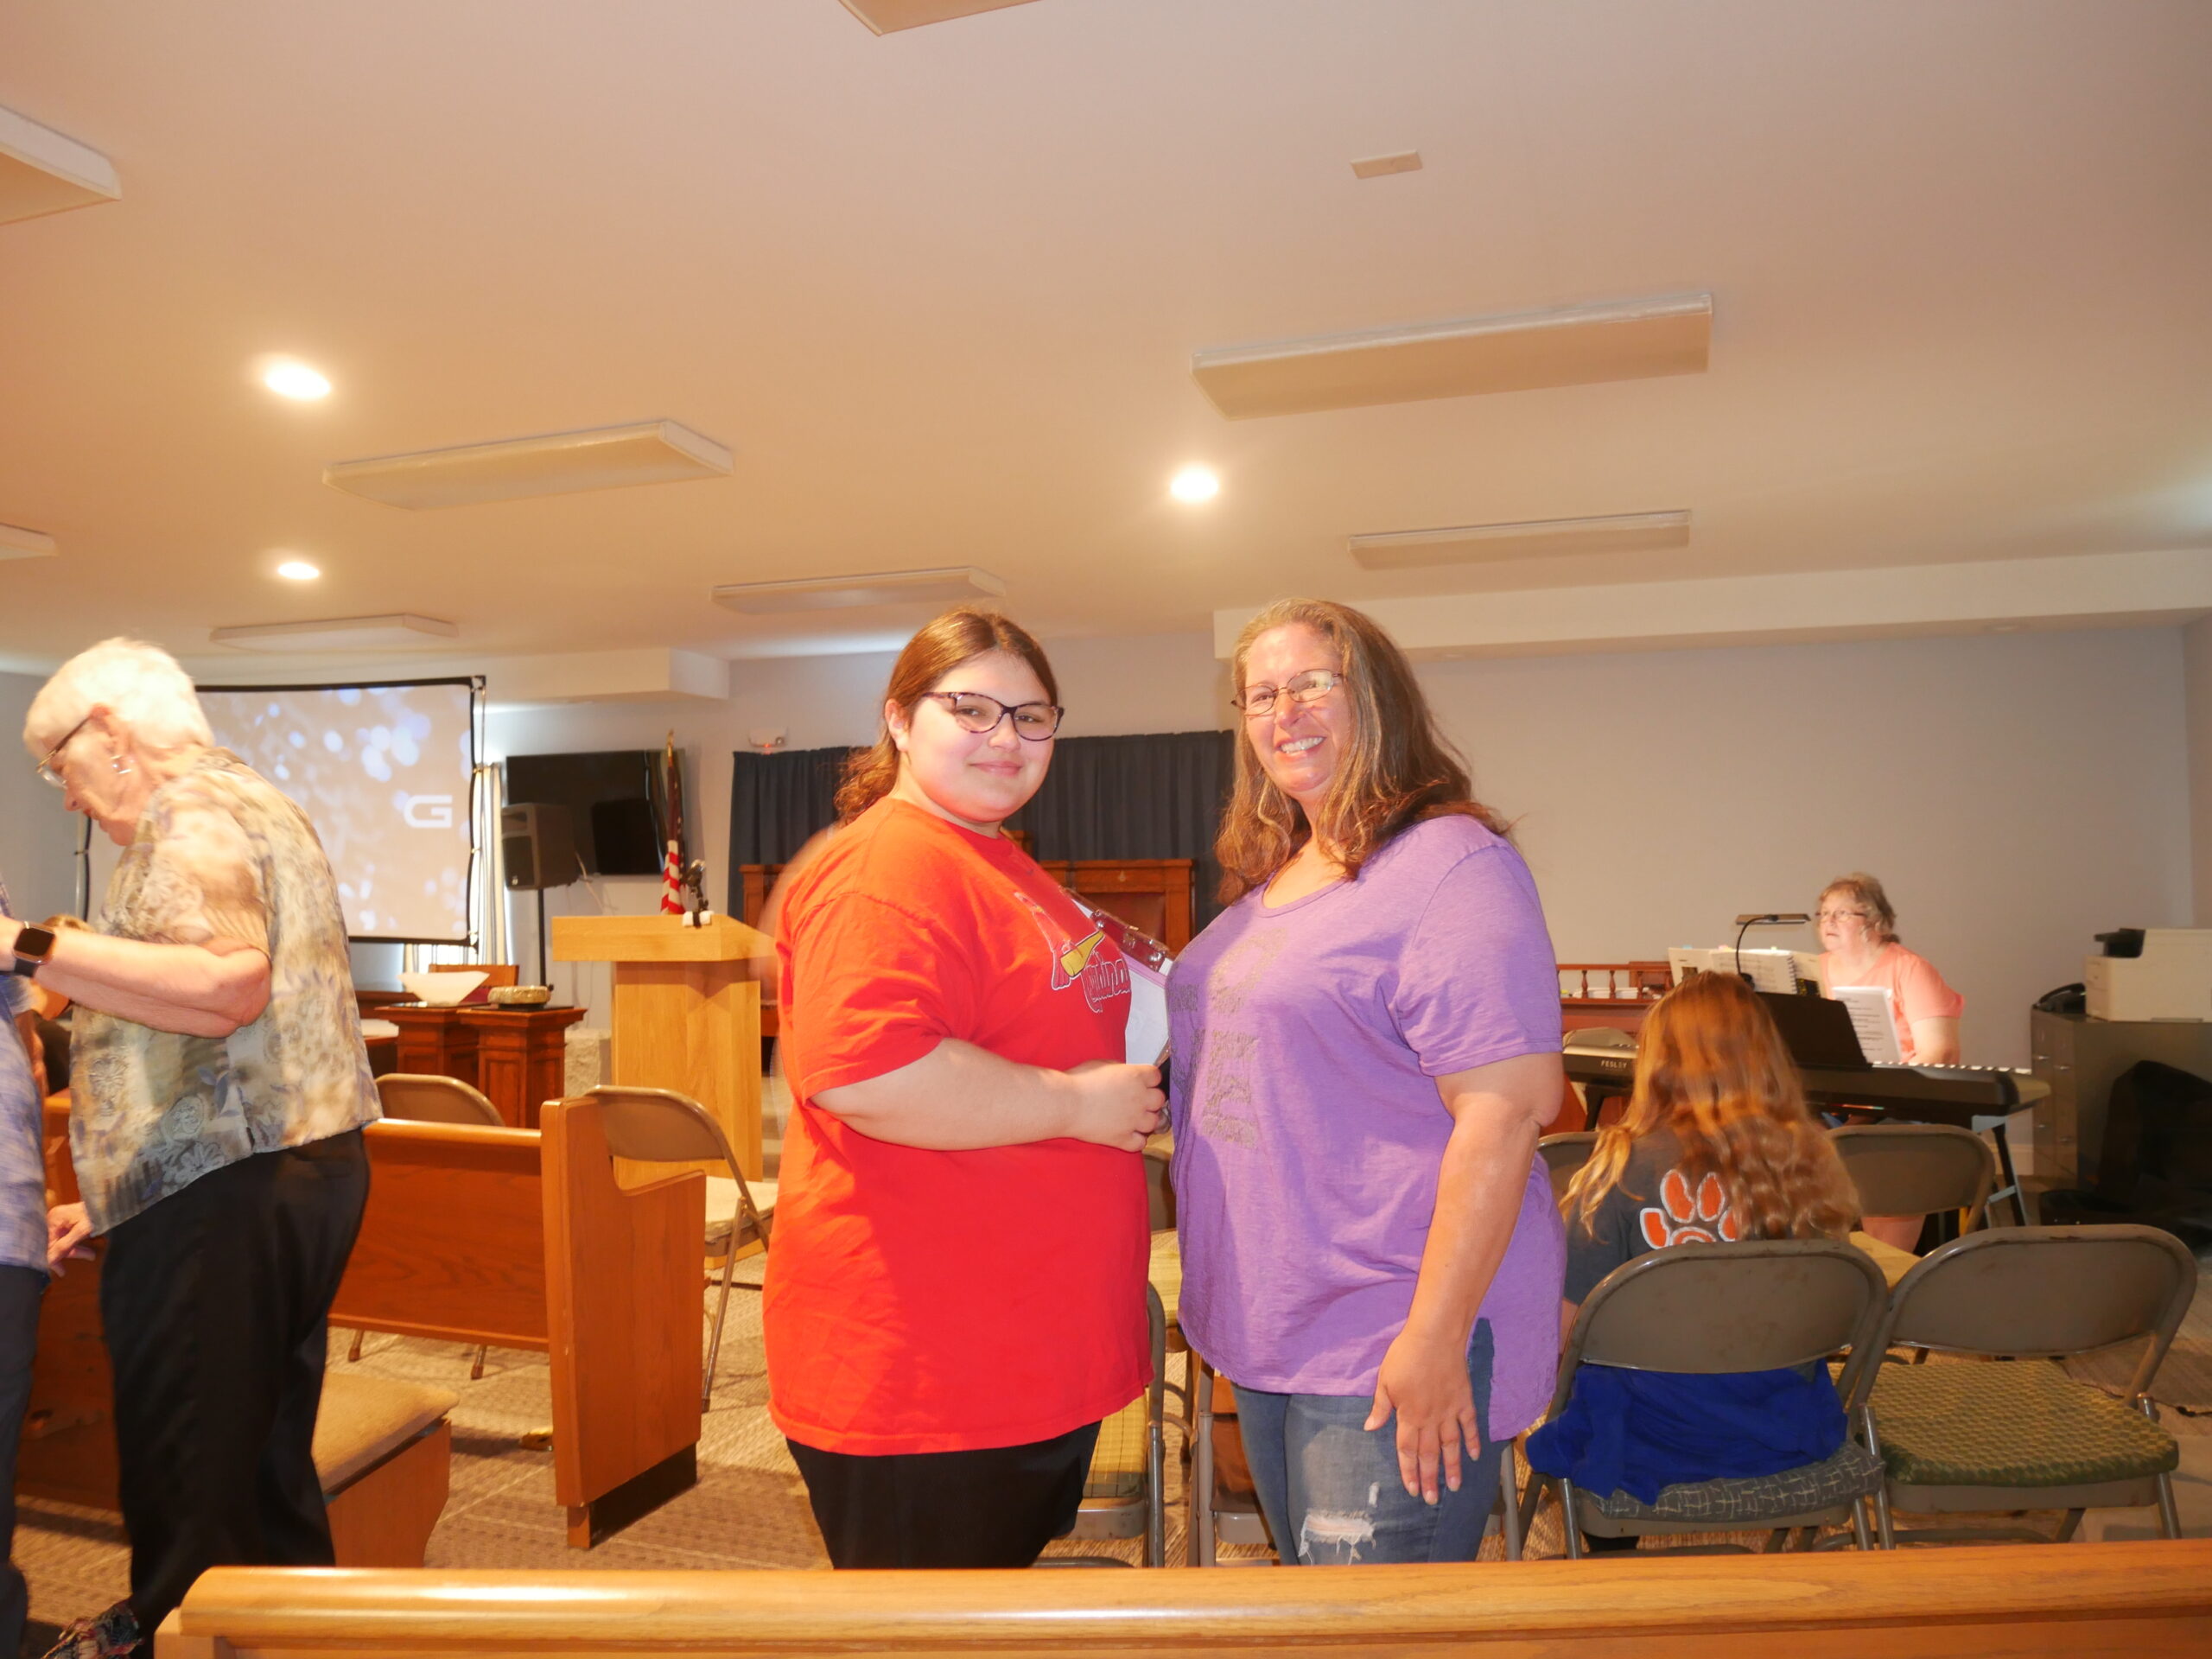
xmin=1056 ymin=1285 xmax=1168 ymax=1566
xmin=1862 ymin=1225 xmax=2196 ymax=1547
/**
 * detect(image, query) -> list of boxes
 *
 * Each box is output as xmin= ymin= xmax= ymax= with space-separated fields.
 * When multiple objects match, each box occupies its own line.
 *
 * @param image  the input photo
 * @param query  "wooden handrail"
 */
xmin=168 ymin=1541 xmax=2212 ymax=1654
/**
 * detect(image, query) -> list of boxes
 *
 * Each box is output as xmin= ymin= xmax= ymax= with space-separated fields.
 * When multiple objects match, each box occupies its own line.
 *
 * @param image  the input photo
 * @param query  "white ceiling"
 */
xmin=3 ymin=0 xmax=2209 ymax=680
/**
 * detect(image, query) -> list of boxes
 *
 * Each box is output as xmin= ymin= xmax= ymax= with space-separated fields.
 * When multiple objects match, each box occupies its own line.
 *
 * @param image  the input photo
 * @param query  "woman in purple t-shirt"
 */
xmin=1170 ymin=598 xmax=1567 ymax=1566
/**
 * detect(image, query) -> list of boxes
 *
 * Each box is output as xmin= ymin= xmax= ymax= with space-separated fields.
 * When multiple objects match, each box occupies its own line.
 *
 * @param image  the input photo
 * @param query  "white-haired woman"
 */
xmin=6 ymin=640 xmax=377 ymax=1659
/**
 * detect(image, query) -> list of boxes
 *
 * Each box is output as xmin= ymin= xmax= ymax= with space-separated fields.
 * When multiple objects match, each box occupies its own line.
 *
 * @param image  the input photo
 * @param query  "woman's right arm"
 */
xmin=817 ymin=1044 xmax=1162 ymax=1152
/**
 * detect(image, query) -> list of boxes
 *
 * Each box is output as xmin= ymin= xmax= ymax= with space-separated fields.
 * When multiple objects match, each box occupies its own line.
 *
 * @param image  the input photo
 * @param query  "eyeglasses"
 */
xmin=917 ymin=691 xmax=1064 ymax=741
xmin=1233 ymin=668 xmax=1342 ymax=718
xmin=1816 ymin=907 xmax=1871 ymax=924
xmin=35 ymin=715 xmax=93 ymax=788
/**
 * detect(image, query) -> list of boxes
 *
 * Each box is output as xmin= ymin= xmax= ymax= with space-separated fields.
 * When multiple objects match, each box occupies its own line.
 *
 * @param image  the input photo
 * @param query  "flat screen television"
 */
xmin=503 ymin=750 xmax=664 ymax=876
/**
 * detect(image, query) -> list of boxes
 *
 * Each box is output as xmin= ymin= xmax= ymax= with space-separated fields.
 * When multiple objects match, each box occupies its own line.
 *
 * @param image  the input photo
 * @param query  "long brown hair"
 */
xmin=1215 ymin=598 xmax=1507 ymax=903
xmin=834 ymin=607 xmax=1061 ymax=823
xmin=1563 ymin=970 xmax=1859 ymax=1243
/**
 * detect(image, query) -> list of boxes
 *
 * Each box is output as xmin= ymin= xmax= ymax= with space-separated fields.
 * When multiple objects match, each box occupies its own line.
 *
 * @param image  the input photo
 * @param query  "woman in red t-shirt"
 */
xmin=765 ymin=607 xmax=1163 ymax=1568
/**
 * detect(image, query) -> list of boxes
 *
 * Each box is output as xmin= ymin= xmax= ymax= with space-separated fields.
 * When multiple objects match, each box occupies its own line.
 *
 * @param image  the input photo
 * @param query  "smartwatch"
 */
xmin=8 ymin=925 xmax=54 ymax=978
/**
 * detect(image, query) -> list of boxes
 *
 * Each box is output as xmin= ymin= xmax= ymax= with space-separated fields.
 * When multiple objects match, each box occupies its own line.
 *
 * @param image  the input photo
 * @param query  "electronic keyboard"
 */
xmin=1562 ymin=1039 xmax=2049 ymax=1129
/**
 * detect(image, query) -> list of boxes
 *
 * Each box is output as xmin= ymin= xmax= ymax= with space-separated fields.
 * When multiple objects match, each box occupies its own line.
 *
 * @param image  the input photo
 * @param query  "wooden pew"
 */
xmin=25 ymin=1096 xmax=703 ymax=1550
xmin=334 ymin=1096 xmax=706 ymax=1545
xmin=159 ymin=1541 xmax=2212 ymax=1659
xmin=20 ymin=1103 xmax=457 ymax=1567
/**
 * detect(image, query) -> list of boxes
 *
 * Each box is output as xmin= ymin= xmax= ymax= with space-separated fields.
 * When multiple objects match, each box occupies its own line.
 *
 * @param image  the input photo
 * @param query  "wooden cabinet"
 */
xmin=2030 ymin=1008 xmax=2212 ymax=1188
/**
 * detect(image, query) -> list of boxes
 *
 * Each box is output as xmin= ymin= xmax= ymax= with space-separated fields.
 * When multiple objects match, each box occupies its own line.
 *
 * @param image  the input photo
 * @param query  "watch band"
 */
xmin=8 ymin=925 xmax=55 ymax=977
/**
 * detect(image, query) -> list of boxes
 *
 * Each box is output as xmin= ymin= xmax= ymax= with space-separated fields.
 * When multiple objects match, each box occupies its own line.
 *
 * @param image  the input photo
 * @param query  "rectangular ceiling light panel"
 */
xmin=324 ymin=420 xmax=731 ymax=510
xmin=1192 ymin=293 xmax=1711 ymax=420
xmin=837 ymin=0 xmax=1039 ymax=33
xmin=0 ymin=523 xmax=59 ymax=562
xmin=1351 ymin=510 xmax=1691 ymax=570
xmin=211 ymin=614 xmax=459 ymax=652
xmin=713 ymin=566 xmax=1006 ymax=614
xmin=0 ymin=105 xmax=121 ymax=226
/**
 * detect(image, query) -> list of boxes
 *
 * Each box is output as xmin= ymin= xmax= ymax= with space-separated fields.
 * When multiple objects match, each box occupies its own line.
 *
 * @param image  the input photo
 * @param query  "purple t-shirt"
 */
xmin=1168 ymin=816 xmax=1567 ymax=1439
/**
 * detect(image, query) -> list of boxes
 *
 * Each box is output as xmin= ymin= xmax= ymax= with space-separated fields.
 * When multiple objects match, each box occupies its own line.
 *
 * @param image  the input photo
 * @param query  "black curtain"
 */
xmin=1013 ymin=730 xmax=1236 ymax=928
xmin=728 ymin=730 xmax=1237 ymax=927
xmin=726 ymin=747 xmax=849 ymax=906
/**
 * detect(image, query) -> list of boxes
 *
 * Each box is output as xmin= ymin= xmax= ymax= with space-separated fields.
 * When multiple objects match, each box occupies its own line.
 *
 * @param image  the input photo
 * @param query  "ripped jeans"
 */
xmin=1234 ymin=1319 xmax=1503 ymax=1565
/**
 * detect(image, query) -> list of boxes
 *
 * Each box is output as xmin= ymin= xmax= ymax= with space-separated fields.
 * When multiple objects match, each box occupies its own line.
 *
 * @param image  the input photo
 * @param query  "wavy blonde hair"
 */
xmin=1564 ymin=970 xmax=1859 ymax=1242
xmin=1215 ymin=599 xmax=1508 ymax=903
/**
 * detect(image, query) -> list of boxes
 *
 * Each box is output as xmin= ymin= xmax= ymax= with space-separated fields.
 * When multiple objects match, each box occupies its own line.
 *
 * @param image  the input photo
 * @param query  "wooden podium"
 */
xmin=550 ymin=915 xmax=772 ymax=1178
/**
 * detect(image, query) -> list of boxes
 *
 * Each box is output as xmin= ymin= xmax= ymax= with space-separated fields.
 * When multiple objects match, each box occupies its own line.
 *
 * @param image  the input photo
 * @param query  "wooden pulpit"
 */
xmin=550 ymin=915 xmax=772 ymax=1178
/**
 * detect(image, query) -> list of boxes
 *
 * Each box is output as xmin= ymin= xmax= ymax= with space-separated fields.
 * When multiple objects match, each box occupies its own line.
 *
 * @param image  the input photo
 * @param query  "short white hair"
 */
xmin=25 ymin=639 xmax=214 ymax=757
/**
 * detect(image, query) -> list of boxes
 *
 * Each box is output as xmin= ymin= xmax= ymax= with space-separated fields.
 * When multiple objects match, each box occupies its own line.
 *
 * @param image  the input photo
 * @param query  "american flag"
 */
xmin=659 ymin=731 xmax=685 ymax=915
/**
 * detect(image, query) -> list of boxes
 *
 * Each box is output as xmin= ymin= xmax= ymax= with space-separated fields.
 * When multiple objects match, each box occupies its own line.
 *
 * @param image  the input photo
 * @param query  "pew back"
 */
xmin=333 ymin=1118 xmax=550 ymax=1350
xmin=161 ymin=1541 xmax=2212 ymax=1659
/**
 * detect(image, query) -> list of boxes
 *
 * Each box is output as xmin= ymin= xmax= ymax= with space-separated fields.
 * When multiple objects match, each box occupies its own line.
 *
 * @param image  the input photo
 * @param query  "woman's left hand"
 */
xmin=1363 ymin=1324 xmax=1479 ymax=1505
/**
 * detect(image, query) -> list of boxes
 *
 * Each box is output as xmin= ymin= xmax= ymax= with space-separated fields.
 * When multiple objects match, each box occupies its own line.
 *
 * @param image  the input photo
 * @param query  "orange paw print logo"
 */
xmin=1639 ymin=1168 xmax=1741 ymax=1248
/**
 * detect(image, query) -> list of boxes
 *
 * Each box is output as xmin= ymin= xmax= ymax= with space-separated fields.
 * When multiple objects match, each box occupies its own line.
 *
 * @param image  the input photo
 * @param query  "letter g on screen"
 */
xmin=402 ymin=795 xmax=454 ymax=830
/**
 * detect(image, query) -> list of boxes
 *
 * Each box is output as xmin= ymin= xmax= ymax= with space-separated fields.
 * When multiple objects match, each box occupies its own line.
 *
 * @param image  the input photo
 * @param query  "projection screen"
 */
xmin=198 ymin=678 xmax=479 ymax=942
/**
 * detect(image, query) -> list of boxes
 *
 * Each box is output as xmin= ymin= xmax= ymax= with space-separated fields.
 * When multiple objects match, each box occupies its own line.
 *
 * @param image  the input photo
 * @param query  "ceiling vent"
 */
xmin=0 ymin=523 xmax=58 ymax=563
xmin=324 ymin=420 xmax=731 ymax=510
xmin=0 ymin=105 xmax=120 ymax=226
xmin=837 ymin=0 xmax=1039 ymax=32
xmin=1192 ymin=293 xmax=1711 ymax=420
xmin=211 ymin=614 xmax=459 ymax=652
xmin=1351 ymin=510 xmax=1692 ymax=569
xmin=712 ymin=567 xmax=1005 ymax=614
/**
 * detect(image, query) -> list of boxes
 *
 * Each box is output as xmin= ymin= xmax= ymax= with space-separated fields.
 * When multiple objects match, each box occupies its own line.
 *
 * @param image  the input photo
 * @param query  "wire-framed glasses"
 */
xmin=35 ymin=715 xmax=93 ymax=788
xmin=918 ymin=691 xmax=1064 ymax=741
xmin=1233 ymin=668 xmax=1342 ymax=718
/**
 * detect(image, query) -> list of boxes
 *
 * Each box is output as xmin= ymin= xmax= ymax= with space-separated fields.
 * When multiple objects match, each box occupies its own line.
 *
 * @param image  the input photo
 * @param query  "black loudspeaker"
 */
xmin=503 ymin=803 xmax=581 ymax=891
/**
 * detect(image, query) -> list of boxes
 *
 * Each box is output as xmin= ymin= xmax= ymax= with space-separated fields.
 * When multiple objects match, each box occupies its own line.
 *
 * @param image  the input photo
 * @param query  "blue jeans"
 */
xmin=1234 ymin=1319 xmax=1503 ymax=1565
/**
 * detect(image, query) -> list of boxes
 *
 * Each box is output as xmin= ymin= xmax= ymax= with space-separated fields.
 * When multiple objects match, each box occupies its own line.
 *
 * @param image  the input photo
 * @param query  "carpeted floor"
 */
xmin=14 ymin=1243 xmax=2208 ymax=1619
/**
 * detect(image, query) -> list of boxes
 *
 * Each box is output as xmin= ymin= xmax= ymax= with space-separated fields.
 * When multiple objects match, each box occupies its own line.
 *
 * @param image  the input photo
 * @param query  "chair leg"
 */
xmin=703 ymin=1243 xmax=737 ymax=1412
xmin=2053 ymin=1508 xmax=2086 ymax=1543
xmin=1190 ymin=1361 xmax=1216 ymax=1567
xmin=1558 ymin=1479 xmax=1586 ymax=1560
xmin=1497 ymin=1440 xmax=1523 ymax=1561
xmin=1849 ymin=1496 xmax=1872 ymax=1551
xmin=2156 ymin=1471 xmax=2182 ymax=1541
xmin=1146 ymin=1420 xmax=1166 ymax=1568
xmin=1762 ymin=1528 xmax=1789 ymax=1554
xmin=470 ymin=1344 xmax=487 ymax=1381
xmin=346 ymin=1328 xmax=363 ymax=1363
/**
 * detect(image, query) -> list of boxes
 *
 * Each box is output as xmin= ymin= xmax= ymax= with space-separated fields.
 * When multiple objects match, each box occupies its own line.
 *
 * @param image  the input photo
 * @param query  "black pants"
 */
xmin=0 ymin=1263 xmax=45 ymax=1658
xmin=786 ymin=1422 xmax=1100 ymax=1568
xmin=99 ymin=1131 xmax=368 ymax=1637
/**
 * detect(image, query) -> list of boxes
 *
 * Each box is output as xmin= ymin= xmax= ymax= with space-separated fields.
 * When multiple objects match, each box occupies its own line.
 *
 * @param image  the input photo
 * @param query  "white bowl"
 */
xmin=397 ymin=970 xmax=487 ymax=1007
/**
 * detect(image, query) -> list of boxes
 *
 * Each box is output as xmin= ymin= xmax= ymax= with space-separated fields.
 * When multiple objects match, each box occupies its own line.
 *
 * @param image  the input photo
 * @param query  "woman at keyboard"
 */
xmin=1816 ymin=873 xmax=1963 ymax=1249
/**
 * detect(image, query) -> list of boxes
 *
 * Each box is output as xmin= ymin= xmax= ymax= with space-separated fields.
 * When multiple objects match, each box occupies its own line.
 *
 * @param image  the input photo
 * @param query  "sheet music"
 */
xmin=1732 ymin=948 xmax=1802 ymax=995
xmin=1830 ymin=983 xmax=1904 ymax=1065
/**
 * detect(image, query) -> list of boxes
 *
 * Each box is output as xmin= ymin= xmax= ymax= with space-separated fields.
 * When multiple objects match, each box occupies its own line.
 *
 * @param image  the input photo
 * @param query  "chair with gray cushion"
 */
xmin=586 ymin=1084 xmax=776 ymax=1410
xmin=1827 ymin=1123 xmax=1997 ymax=1235
xmin=1520 ymin=1238 xmax=1890 ymax=1555
xmin=375 ymin=1072 xmax=504 ymax=1127
xmin=1861 ymin=1224 xmax=2196 ymax=1546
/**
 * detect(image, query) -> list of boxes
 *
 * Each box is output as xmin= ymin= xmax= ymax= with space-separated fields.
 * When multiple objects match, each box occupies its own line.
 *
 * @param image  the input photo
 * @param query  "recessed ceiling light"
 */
xmin=275 ymin=559 xmax=321 ymax=581
xmin=1170 ymin=466 xmax=1221 ymax=503
xmin=264 ymin=361 xmax=331 ymax=400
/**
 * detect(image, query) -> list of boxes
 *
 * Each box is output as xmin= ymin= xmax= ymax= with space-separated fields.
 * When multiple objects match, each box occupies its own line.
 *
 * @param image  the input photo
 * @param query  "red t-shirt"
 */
xmin=763 ymin=798 xmax=1149 ymax=1454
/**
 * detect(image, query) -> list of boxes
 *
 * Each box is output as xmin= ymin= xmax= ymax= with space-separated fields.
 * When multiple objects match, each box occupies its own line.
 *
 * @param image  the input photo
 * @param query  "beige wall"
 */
xmin=2185 ymin=614 xmax=2212 ymax=927
xmin=0 ymin=670 xmax=82 ymax=924
xmin=471 ymin=625 xmax=2188 ymax=1066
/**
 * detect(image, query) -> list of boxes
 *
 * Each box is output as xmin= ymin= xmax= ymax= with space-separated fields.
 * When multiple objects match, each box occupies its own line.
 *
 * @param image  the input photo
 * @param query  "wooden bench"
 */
xmin=24 ymin=1096 xmax=703 ymax=1550
xmin=156 ymin=1540 xmax=2212 ymax=1659
xmin=18 ymin=1100 xmax=457 ymax=1566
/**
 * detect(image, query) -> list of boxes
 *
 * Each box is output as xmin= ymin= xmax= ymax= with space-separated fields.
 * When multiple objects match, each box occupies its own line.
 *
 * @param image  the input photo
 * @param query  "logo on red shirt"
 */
xmin=1013 ymin=892 xmax=1131 ymax=1014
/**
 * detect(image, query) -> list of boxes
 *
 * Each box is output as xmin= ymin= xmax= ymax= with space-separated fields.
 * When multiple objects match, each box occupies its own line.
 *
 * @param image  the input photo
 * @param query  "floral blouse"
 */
xmin=71 ymin=749 xmax=378 ymax=1233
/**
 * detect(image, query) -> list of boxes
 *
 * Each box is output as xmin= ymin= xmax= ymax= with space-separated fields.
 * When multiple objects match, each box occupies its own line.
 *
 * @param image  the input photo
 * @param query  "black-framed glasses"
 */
xmin=918 ymin=690 xmax=1064 ymax=741
xmin=1233 ymin=668 xmax=1342 ymax=718
xmin=35 ymin=714 xmax=93 ymax=788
